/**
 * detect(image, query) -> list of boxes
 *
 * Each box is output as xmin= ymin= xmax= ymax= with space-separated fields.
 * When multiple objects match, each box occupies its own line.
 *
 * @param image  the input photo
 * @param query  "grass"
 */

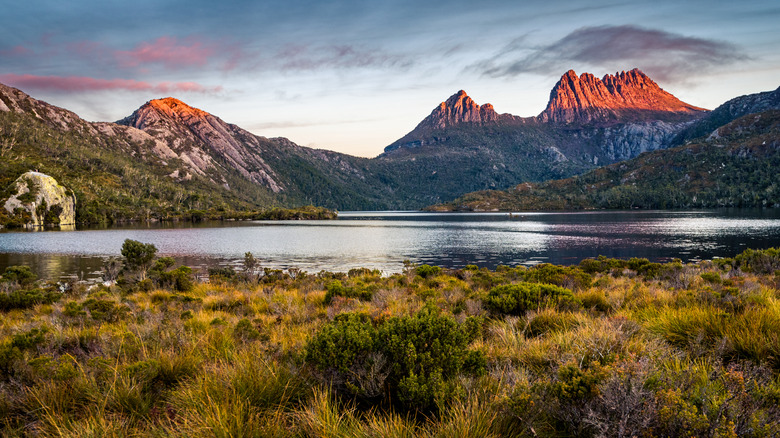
xmin=0 ymin=248 xmax=779 ymax=436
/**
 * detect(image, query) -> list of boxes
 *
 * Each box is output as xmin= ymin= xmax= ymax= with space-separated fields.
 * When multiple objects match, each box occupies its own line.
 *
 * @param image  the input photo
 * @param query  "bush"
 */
xmin=734 ymin=247 xmax=780 ymax=274
xmin=306 ymin=306 xmax=485 ymax=411
xmin=120 ymin=239 xmax=157 ymax=279
xmin=0 ymin=287 xmax=60 ymax=312
xmin=323 ymin=280 xmax=377 ymax=304
xmin=485 ymin=282 xmax=581 ymax=316
xmin=1 ymin=265 xmax=37 ymax=286
xmin=415 ymin=265 xmax=442 ymax=279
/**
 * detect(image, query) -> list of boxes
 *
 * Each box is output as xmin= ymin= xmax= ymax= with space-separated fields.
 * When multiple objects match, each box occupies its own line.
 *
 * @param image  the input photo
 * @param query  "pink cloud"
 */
xmin=0 ymin=73 xmax=222 ymax=94
xmin=116 ymin=36 xmax=216 ymax=69
xmin=0 ymin=45 xmax=31 ymax=56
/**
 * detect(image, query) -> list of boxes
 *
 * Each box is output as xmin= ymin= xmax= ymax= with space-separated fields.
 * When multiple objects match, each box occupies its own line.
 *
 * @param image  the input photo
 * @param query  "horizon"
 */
xmin=2 ymin=1 xmax=779 ymax=157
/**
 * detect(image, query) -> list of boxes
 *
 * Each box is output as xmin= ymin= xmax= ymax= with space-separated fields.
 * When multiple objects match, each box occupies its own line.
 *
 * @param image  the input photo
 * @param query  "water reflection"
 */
xmin=1 ymin=209 xmax=780 ymax=281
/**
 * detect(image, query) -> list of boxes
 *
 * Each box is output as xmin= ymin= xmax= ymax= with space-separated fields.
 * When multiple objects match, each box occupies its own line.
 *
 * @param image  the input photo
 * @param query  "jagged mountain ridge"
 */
xmin=383 ymin=69 xmax=707 ymax=187
xmin=539 ymin=69 xmax=706 ymax=124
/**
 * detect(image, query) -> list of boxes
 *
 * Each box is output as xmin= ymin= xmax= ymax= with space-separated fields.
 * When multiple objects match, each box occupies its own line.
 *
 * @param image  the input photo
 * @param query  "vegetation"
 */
xmin=1 ymin=245 xmax=779 ymax=436
xmin=431 ymin=110 xmax=780 ymax=211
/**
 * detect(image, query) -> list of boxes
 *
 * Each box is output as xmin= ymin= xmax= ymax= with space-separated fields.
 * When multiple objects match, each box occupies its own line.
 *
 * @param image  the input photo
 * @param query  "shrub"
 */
xmin=734 ymin=247 xmax=780 ymax=274
xmin=120 ymin=239 xmax=157 ymax=279
xmin=0 ymin=265 xmax=37 ymax=286
xmin=524 ymin=264 xmax=592 ymax=290
xmin=0 ymin=287 xmax=60 ymax=312
xmin=323 ymin=280 xmax=377 ymax=304
xmin=415 ymin=264 xmax=442 ymax=279
xmin=306 ymin=306 xmax=485 ymax=411
xmin=485 ymin=282 xmax=581 ymax=316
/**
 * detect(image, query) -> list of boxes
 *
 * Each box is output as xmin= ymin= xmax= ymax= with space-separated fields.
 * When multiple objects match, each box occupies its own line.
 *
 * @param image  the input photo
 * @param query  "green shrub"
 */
xmin=208 ymin=267 xmax=239 ymax=282
xmin=306 ymin=306 xmax=485 ymax=411
xmin=0 ymin=287 xmax=60 ymax=311
xmin=523 ymin=264 xmax=592 ymax=290
xmin=734 ymin=247 xmax=780 ymax=274
xmin=323 ymin=280 xmax=377 ymax=304
xmin=485 ymin=282 xmax=581 ymax=316
xmin=1 ymin=265 xmax=37 ymax=286
xmin=700 ymin=272 xmax=722 ymax=284
xmin=416 ymin=264 xmax=442 ymax=279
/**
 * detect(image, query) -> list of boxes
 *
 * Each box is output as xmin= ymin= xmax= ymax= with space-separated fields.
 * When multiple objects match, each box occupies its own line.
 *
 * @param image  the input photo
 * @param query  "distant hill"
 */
xmin=429 ymin=108 xmax=780 ymax=211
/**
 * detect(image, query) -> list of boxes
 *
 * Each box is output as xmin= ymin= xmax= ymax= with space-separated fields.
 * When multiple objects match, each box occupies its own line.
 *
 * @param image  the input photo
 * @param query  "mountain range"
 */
xmin=1 ymin=69 xmax=778 ymax=225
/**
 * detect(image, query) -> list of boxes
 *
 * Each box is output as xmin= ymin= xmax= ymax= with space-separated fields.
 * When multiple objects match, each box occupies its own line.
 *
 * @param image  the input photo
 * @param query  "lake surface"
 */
xmin=2 ymin=209 xmax=780 ymax=281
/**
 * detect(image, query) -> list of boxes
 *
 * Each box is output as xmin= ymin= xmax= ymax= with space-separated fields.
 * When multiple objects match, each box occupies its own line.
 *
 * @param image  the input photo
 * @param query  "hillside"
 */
xmin=430 ymin=110 xmax=780 ymax=211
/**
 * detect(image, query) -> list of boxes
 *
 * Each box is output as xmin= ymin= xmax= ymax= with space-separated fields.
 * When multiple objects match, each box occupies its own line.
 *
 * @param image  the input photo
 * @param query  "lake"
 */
xmin=2 ymin=209 xmax=780 ymax=281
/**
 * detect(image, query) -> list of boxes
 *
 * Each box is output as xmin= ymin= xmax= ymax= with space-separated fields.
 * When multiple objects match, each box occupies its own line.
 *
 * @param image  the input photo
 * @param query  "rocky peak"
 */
xmin=419 ymin=90 xmax=500 ymax=130
xmin=117 ymin=98 xmax=283 ymax=193
xmin=539 ymin=69 xmax=707 ymax=124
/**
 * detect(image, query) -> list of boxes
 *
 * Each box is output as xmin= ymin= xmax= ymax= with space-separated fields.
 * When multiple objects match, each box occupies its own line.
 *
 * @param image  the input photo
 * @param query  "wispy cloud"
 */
xmin=473 ymin=25 xmax=748 ymax=83
xmin=274 ymin=44 xmax=411 ymax=71
xmin=0 ymin=74 xmax=222 ymax=94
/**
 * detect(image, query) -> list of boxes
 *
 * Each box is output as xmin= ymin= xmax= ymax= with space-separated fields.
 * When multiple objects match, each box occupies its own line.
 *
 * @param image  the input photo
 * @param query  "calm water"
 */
xmin=2 ymin=209 xmax=780 ymax=281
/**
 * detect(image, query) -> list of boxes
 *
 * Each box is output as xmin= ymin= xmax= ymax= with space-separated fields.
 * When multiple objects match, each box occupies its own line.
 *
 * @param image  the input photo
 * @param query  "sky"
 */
xmin=1 ymin=1 xmax=779 ymax=157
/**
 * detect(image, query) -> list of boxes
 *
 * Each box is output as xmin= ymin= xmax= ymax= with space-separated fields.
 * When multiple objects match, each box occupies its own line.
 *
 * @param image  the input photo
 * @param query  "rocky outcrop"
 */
xmin=539 ymin=69 xmax=706 ymax=124
xmin=3 ymin=172 xmax=76 ymax=227
xmin=117 ymin=98 xmax=283 ymax=192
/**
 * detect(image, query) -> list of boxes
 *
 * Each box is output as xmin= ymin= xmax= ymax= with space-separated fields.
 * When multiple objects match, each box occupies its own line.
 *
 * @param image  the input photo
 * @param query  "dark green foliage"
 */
xmin=208 ymin=267 xmax=239 ymax=282
xmin=323 ymin=280 xmax=377 ymax=304
xmin=524 ymin=264 xmax=592 ymax=290
xmin=700 ymin=272 xmax=722 ymax=284
xmin=415 ymin=264 xmax=442 ymax=279
xmin=121 ymin=239 xmax=157 ymax=278
xmin=233 ymin=318 xmax=263 ymax=342
xmin=306 ymin=306 xmax=485 ymax=411
xmin=485 ymin=282 xmax=581 ymax=316
xmin=0 ymin=287 xmax=61 ymax=312
xmin=734 ymin=247 xmax=780 ymax=274
xmin=1 ymin=265 xmax=37 ymax=286
xmin=149 ymin=257 xmax=194 ymax=292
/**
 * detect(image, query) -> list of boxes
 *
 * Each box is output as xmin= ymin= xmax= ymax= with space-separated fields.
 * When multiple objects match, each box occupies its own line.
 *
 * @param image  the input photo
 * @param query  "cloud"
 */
xmin=474 ymin=25 xmax=748 ymax=83
xmin=0 ymin=74 xmax=222 ymax=94
xmin=274 ymin=44 xmax=411 ymax=71
xmin=115 ymin=36 xmax=217 ymax=69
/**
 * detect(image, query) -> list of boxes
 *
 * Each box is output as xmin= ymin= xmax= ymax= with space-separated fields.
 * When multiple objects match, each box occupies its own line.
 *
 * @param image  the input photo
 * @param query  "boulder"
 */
xmin=3 ymin=171 xmax=76 ymax=227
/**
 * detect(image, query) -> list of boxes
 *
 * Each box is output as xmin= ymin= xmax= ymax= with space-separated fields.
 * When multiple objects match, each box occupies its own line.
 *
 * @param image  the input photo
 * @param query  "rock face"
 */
xmin=3 ymin=172 xmax=76 ymax=227
xmin=118 ymin=98 xmax=283 ymax=192
xmin=417 ymin=90 xmax=501 ymax=129
xmin=539 ymin=69 xmax=706 ymax=124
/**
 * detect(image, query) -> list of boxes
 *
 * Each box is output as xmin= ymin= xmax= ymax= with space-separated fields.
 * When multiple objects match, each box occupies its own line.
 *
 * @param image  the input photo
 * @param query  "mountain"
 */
xmin=538 ymin=69 xmax=706 ymax=124
xmin=671 ymin=86 xmax=780 ymax=145
xmin=3 ymin=70 xmax=768 ymax=223
xmin=428 ymin=108 xmax=780 ymax=211
xmin=382 ymin=69 xmax=708 ymax=200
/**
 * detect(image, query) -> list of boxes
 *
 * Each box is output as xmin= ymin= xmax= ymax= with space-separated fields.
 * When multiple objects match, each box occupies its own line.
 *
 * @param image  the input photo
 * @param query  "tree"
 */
xmin=120 ymin=239 xmax=157 ymax=280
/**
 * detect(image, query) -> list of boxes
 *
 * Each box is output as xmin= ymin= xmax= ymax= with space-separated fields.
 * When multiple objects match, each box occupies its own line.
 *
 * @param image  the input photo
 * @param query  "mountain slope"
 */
xmin=671 ymin=86 xmax=780 ymax=145
xmin=0 ymin=85 xmax=274 ymax=224
xmin=430 ymin=109 xmax=780 ymax=211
